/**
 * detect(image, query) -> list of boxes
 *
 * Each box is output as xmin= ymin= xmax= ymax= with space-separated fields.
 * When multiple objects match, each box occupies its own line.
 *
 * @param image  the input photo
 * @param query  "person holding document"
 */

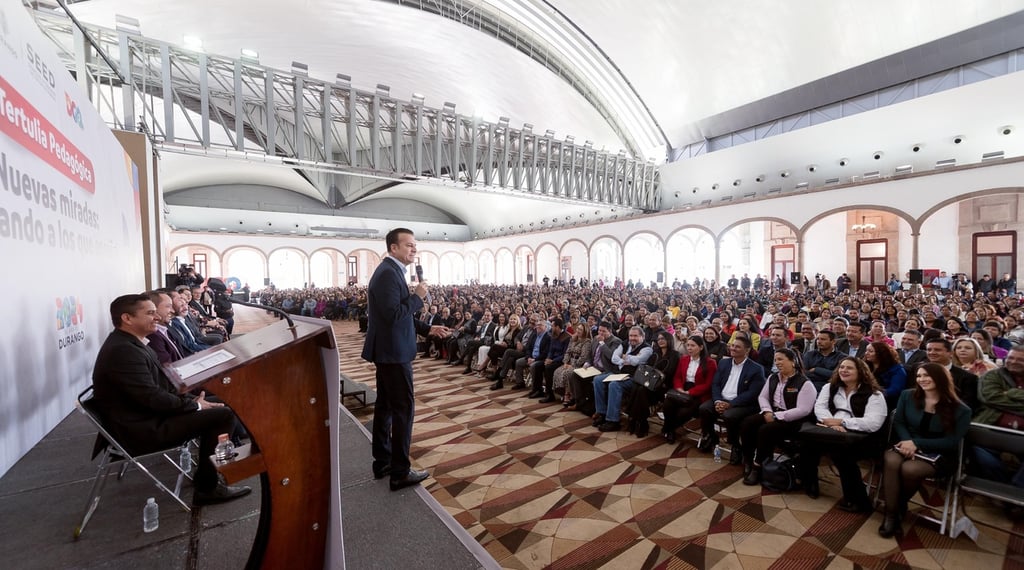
xmin=591 ymin=324 xmax=652 ymax=432
xmin=878 ymin=362 xmax=971 ymax=538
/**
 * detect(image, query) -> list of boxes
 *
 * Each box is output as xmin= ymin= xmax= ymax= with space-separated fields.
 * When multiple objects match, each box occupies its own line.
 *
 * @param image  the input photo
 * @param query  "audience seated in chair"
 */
xmin=697 ymin=334 xmax=766 ymax=463
xmin=90 ymin=294 xmax=251 ymax=506
xmin=798 ymin=357 xmax=888 ymax=509
xmin=592 ymin=324 xmax=651 ymax=433
xmin=971 ymin=347 xmax=1024 ymax=488
xmin=878 ymin=363 xmax=971 ymax=538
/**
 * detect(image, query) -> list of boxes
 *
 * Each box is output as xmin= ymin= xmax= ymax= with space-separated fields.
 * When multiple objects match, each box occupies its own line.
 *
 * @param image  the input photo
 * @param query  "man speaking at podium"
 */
xmin=362 ymin=228 xmax=448 ymax=491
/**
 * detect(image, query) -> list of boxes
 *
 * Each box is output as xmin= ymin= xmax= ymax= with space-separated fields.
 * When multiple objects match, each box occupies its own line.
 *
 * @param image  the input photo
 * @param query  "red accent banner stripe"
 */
xmin=0 ymin=75 xmax=95 ymax=193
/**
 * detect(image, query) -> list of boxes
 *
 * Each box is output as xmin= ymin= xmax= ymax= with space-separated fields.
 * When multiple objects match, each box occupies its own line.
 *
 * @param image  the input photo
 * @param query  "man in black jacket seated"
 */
xmin=91 ymin=294 xmax=250 ymax=505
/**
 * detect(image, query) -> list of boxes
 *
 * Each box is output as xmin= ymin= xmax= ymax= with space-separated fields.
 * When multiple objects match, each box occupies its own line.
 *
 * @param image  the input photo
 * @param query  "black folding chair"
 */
xmin=949 ymin=422 xmax=1024 ymax=539
xmin=73 ymin=386 xmax=192 ymax=538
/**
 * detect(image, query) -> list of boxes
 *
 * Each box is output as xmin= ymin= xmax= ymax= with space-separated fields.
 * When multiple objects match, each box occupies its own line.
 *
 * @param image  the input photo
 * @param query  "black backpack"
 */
xmin=761 ymin=455 xmax=799 ymax=492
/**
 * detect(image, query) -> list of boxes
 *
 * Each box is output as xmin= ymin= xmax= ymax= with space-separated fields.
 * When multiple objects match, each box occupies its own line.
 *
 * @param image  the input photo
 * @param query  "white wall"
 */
xmin=918 ymin=202 xmax=961 ymax=272
xmin=1 ymin=6 xmax=144 ymax=476
xmin=802 ymin=213 xmax=846 ymax=279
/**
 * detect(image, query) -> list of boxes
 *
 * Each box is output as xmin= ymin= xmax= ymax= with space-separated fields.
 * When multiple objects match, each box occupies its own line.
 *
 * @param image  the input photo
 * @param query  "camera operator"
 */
xmin=177 ymin=264 xmax=205 ymax=289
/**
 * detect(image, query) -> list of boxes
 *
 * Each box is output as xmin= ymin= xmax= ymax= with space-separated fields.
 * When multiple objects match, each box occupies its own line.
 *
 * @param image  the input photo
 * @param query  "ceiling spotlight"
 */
xmin=755 ymin=175 xmax=765 ymax=182
xmin=1000 ymin=126 xmax=1014 ymax=135
xmin=838 ymin=158 xmax=849 ymax=166
xmin=673 ymin=191 xmax=680 ymax=198
xmin=692 ymin=187 xmax=699 ymax=193
xmin=912 ymin=144 xmax=922 ymax=152
xmin=780 ymin=171 xmax=790 ymax=178
xmin=807 ymin=165 xmax=817 ymax=173
xmin=711 ymin=183 xmax=720 ymax=190
xmin=732 ymin=179 xmax=741 ymax=186
xmin=873 ymin=151 xmax=883 ymax=160
xmin=953 ymin=136 xmax=964 ymax=144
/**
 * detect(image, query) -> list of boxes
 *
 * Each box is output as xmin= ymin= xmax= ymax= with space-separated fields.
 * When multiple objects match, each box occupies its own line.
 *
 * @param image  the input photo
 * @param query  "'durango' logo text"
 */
xmin=56 ymin=295 xmax=85 ymax=350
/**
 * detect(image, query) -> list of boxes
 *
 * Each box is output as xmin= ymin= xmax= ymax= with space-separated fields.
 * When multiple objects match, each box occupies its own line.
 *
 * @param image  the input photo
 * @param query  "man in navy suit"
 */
xmin=362 ymin=228 xmax=448 ymax=491
xmin=697 ymin=334 xmax=766 ymax=465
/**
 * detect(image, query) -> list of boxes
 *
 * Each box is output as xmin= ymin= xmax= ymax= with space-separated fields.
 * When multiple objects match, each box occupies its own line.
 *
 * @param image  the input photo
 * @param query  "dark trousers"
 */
xmin=801 ymin=438 xmax=877 ymax=505
xmin=662 ymin=396 xmax=702 ymax=434
xmin=738 ymin=415 xmax=803 ymax=465
xmin=541 ymin=361 xmax=561 ymax=394
xmin=698 ymin=400 xmax=756 ymax=446
xmin=371 ymin=362 xmax=415 ymax=477
xmin=124 ymin=407 xmax=235 ymax=492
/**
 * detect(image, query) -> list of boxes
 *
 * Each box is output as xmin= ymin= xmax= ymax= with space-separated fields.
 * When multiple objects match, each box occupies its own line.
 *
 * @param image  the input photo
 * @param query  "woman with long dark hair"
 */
xmin=798 ymin=357 xmax=887 ymax=507
xmin=740 ymin=348 xmax=816 ymax=486
xmin=863 ymin=341 xmax=907 ymax=409
xmin=878 ymin=362 xmax=971 ymax=538
xmin=703 ymin=326 xmax=728 ymax=361
xmin=661 ymin=335 xmax=717 ymax=444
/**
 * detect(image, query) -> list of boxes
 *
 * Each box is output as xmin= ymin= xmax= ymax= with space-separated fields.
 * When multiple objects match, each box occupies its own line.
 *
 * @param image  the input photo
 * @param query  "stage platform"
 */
xmin=0 ymin=401 xmax=498 ymax=569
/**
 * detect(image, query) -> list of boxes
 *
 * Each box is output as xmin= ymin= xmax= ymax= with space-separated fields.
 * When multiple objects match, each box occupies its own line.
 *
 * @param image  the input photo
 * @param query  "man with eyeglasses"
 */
xmin=697 ymin=335 xmax=766 ymax=465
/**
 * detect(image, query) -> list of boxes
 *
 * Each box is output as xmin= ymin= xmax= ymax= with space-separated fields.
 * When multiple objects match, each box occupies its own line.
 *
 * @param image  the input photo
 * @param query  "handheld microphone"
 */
xmin=415 ymin=265 xmax=431 ymax=304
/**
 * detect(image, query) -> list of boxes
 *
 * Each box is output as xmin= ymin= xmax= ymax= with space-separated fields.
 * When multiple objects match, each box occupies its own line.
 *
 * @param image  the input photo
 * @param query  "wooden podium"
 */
xmin=167 ymin=318 xmax=341 ymax=569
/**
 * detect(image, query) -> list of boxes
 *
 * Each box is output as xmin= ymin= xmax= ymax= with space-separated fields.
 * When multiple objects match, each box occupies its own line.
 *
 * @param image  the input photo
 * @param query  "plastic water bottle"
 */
xmin=179 ymin=446 xmax=191 ymax=474
xmin=214 ymin=434 xmax=234 ymax=463
xmin=143 ymin=498 xmax=159 ymax=533
xmin=713 ymin=445 xmax=722 ymax=464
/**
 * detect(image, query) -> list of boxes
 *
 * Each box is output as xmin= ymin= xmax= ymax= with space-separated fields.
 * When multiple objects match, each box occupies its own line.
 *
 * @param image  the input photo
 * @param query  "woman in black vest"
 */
xmin=740 ymin=348 xmax=817 ymax=486
xmin=798 ymin=357 xmax=887 ymax=506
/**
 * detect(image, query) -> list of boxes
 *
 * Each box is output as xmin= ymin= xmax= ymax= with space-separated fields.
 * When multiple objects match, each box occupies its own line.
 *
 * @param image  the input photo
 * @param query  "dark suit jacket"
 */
xmin=91 ymin=329 xmax=197 ymax=450
xmin=146 ymin=328 xmax=183 ymax=364
xmin=757 ymin=344 xmax=787 ymax=370
xmin=898 ymin=348 xmax=927 ymax=369
xmin=362 ymin=257 xmax=430 ymax=363
xmin=165 ymin=323 xmax=194 ymax=357
xmin=710 ymin=357 xmax=766 ymax=408
xmin=836 ymin=339 xmax=867 ymax=359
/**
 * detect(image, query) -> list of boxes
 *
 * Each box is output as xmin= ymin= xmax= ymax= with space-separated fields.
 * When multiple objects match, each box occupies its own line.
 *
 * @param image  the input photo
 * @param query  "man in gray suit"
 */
xmin=362 ymin=228 xmax=448 ymax=491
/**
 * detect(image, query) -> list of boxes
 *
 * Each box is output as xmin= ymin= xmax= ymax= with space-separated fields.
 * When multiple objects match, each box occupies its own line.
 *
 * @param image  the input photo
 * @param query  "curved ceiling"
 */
xmin=62 ymin=0 xmax=1024 ymax=240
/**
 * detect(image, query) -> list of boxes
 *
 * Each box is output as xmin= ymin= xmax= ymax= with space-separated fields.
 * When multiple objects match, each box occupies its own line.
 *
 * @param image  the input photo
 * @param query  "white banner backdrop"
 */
xmin=0 ymin=2 xmax=144 ymax=476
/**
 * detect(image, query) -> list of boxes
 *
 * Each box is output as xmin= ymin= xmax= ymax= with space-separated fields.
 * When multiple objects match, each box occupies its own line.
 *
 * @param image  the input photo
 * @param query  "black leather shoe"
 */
xmin=598 ymin=421 xmax=621 ymax=432
xmin=743 ymin=467 xmax=761 ymax=486
xmin=837 ymin=499 xmax=873 ymax=514
xmin=489 ymin=380 xmax=503 ymax=391
xmin=804 ymin=479 xmax=820 ymax=499
xmin=592 ymin=414 xmax=605 ymax=427
xmin=878 ymin=514 xmax=903 ymax=538
xmin=539 ymin=394 xmax=556 ymax=403
xmin=562 ymin=399 xmax=576 ymax=408
xmin=728 ymin=449 xmax=743 ymax=466
xmin=662 ymin=432 xmax=676 ymax=445
xmin=194 ymin=482 xmax=252 ymax=505
xmin=373 ymin=464 xmax=392 ymax=480
xmin=526 ymin=390 xmax=543 ymax=398
xmin=696 ymin=433 xmax=717 ymax=452
xmin=389 ymin=469 xmax=429 ymax=491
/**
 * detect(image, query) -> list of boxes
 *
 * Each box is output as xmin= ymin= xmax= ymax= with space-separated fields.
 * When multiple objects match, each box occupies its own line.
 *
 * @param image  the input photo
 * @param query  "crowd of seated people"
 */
xmin=286 ymin=272 xmax=1021 ymax=535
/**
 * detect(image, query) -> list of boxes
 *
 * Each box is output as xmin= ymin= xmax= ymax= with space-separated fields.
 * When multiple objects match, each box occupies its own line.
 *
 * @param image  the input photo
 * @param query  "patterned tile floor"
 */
xmin=306 ymin=315 xmax=1023 ymax=569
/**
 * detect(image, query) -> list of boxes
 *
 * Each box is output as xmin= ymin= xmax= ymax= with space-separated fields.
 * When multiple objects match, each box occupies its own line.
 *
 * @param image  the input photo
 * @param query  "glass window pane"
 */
xmin=873 ymin=260 xmax=886 ymax=285
xmin=977 ymin=234 xmax=1013 ymax=254
xmin=859 ymin=260 xmax=871 ymax=280
xmin=859 ymin=241 xmax=886 ymax=258
xmin=996 ymin=255 xmax=1013 ymax=276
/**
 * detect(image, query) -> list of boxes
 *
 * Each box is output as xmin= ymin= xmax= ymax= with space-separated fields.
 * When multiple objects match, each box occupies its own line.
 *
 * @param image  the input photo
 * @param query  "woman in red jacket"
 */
xmin=661 ymin=334 xmax=718 ymax=444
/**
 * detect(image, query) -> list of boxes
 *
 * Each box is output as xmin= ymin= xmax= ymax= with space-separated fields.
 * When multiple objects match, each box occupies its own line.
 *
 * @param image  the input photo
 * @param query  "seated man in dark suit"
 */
xmin=921 ymin=337 xmax=980 ymax=413
xmin=91 ymin=294 xmax=250 ymax=505
xmin=145 ymin=290 xmax=186 ymax=365
xmin=697 ymin=334 xmax=766 ymax=465
xmin=757 ymin=326 xmax=789 ymax=372
xmin=897 ymin=329 xmax=926 ymax=372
